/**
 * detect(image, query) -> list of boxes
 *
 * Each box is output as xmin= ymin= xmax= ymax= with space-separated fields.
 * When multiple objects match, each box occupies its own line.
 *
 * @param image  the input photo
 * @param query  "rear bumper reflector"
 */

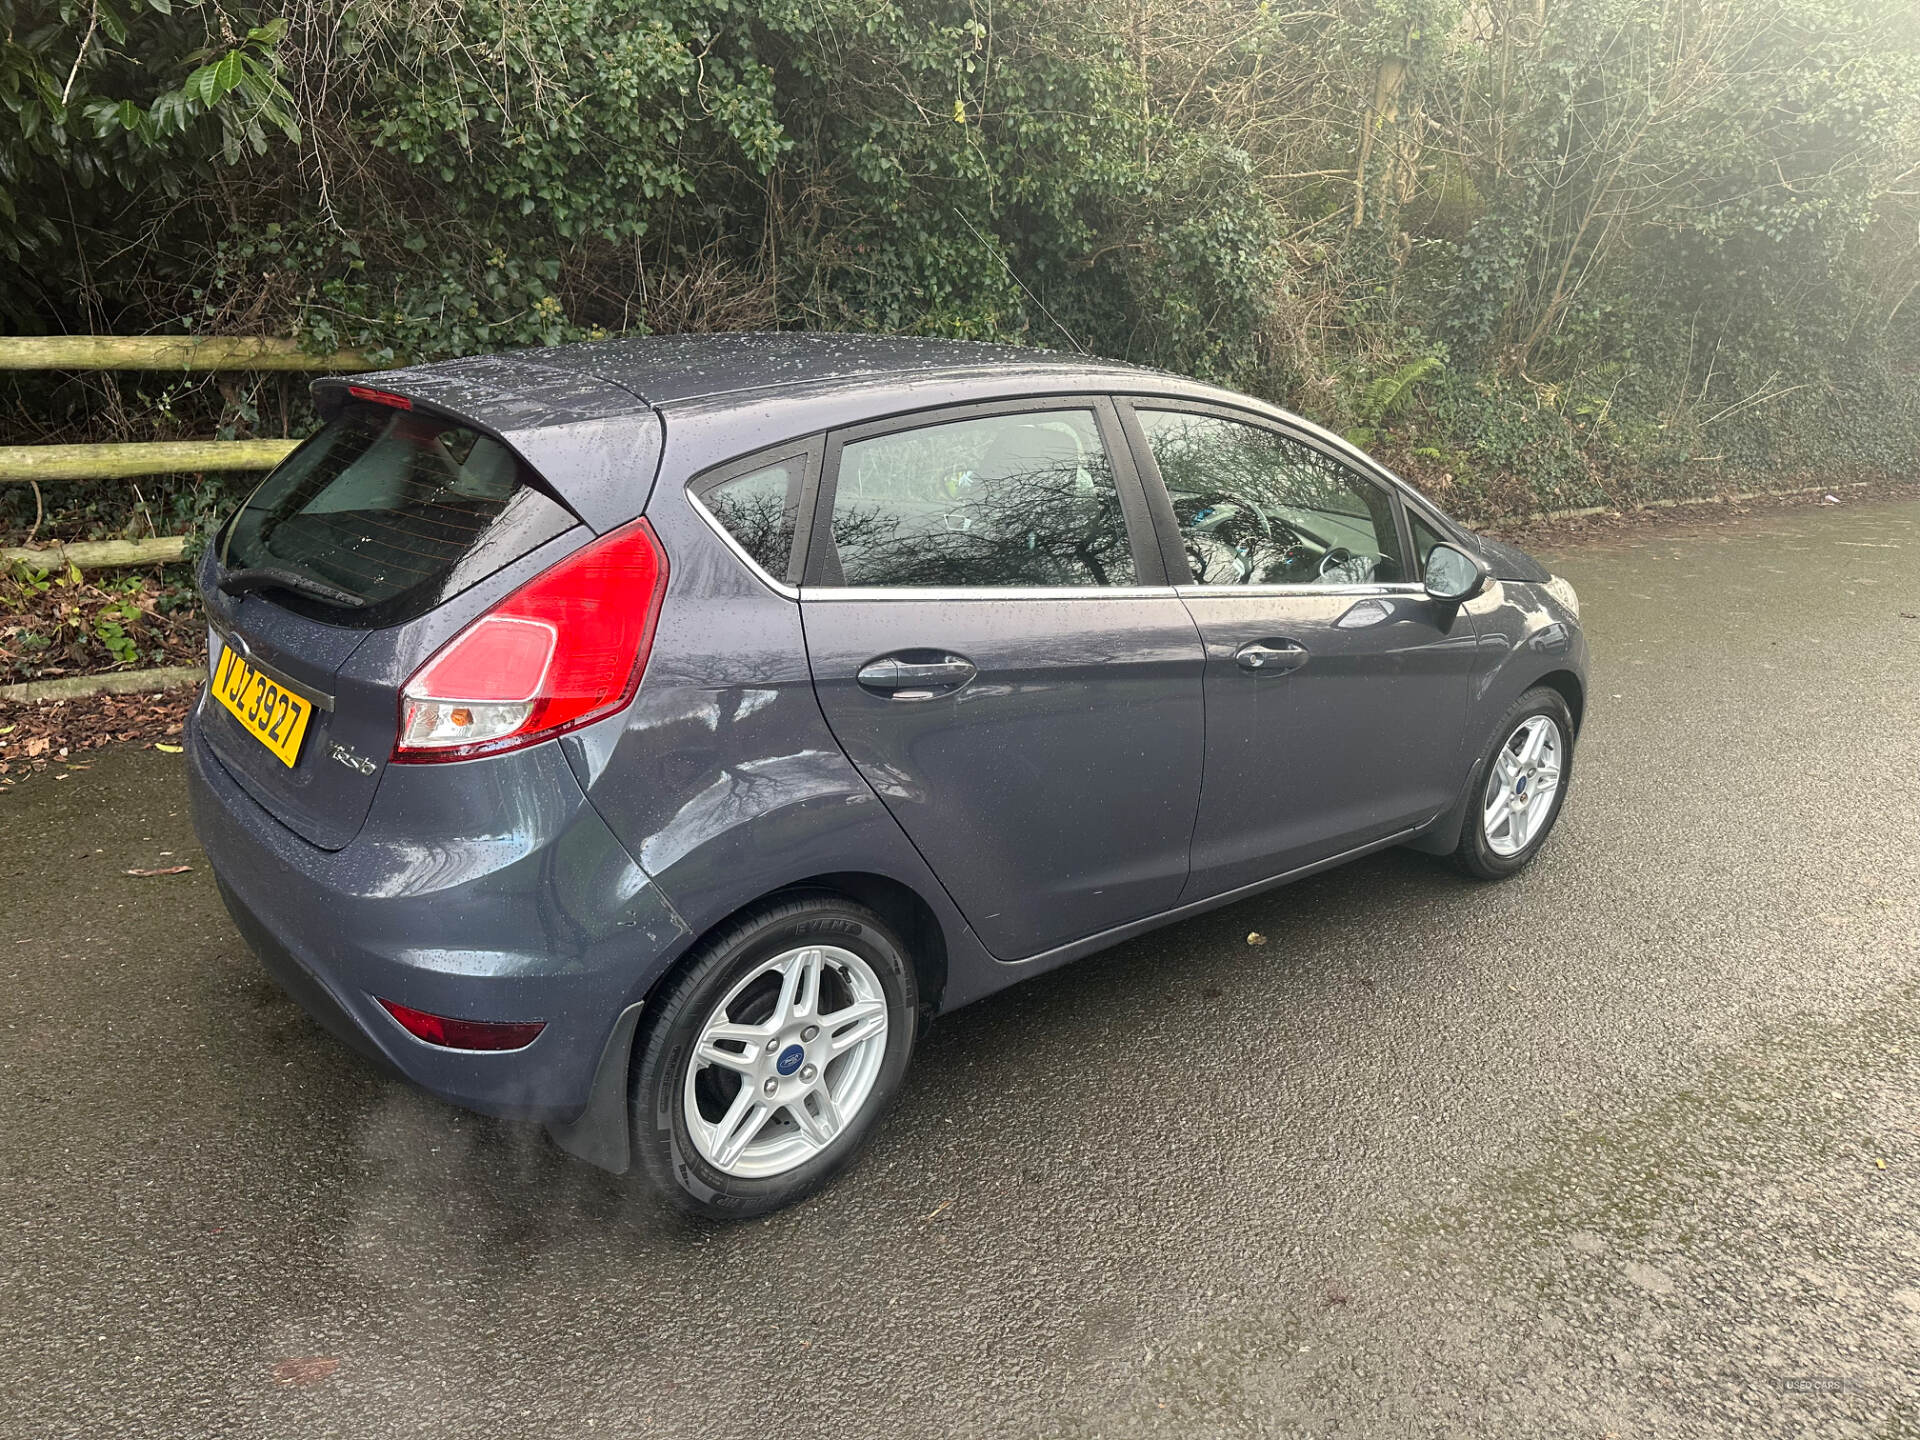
xmin=377 ymin=998 xmax=546 ymax=1052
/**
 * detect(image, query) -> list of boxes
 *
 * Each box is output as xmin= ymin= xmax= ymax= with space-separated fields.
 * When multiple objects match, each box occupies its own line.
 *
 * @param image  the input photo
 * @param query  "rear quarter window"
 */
xmin=693 ymin=458 xmax=803 ymax=584
xmin=221 ymin=401 xmax=577 ymax=626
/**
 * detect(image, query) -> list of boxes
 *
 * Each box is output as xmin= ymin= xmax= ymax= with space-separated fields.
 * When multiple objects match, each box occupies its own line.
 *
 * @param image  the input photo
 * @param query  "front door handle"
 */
xmin=1233 ymin=639 xmax=1309 ymax=674
xmin=857 ymin=653 xmax=977 ymax=699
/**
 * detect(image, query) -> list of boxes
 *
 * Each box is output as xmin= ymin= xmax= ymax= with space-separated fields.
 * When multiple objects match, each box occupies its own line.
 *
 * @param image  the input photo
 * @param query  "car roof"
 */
xmin=537 ymin=332 xmax=1162 ymax=408
xmin=311 ymin=333 xmax=1456 ymax=541
xmin=318 ymin=332 xmax=1179 ymax=428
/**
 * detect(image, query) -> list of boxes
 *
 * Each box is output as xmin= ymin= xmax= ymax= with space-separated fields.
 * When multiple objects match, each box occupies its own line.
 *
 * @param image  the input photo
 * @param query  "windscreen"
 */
xmin=220 ymin=401 xmax=576 ymax=626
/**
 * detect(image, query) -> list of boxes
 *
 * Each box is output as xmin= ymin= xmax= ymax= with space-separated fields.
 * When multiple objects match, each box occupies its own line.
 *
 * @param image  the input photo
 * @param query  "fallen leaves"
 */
xmin=0 ymin=686 xmax=194 ymax=783
xmin=125 ymin=865 xmax=191 ymax=877
xmin=2 ymin=564 xmax=203 ymax=689
xmin=271 ymin=1356 xmax=340 ymax=1386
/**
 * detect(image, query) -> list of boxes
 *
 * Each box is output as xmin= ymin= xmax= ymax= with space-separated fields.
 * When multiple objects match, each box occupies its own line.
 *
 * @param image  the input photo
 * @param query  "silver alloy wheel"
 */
xmin=1482 ymin=713 xmax=1564 ymax=857
xmin=682 ymin=944 xmax=889 ymax=1179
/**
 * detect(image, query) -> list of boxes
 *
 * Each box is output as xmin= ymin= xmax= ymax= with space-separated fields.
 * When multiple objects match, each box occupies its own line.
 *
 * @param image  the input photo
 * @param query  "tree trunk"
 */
xmin=1352 ymin=57 xmax=1409 ymax=228
xmin=0 ymin=665 xmax=205 ymax=705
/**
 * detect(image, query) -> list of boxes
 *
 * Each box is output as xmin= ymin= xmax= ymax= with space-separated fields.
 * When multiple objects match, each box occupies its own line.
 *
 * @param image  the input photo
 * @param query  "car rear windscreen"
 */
xmin=221 ymin=401 xmax=577 ymax=626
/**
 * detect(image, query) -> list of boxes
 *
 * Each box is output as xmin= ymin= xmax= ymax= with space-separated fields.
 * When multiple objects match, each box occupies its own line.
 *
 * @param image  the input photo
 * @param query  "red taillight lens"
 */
xmin=409 ymin=616 xmax=556 ymax=704
xmin=394 ymin=516 xmax=668 ymax=762
xmin=378 ymin=998 xmax=546 ymax=1051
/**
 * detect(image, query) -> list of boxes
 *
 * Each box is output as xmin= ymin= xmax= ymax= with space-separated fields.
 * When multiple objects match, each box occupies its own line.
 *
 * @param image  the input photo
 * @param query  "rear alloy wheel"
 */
xmin=631 ymin=894 xmax=916 ymax=1219
xmin=1454 ymin=687 xmax=1575 ymax=880
xmin=682 ymin=944 xmax=889 ymax=1178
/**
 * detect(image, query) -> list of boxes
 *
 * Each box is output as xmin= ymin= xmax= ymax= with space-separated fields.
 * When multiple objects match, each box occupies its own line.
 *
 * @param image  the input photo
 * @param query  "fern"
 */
xmin=1357 ymin=356 xmax=1444 ymax=425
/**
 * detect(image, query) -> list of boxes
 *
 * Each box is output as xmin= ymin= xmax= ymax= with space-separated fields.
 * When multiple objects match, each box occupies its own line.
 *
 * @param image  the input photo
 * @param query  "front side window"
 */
xmin=699 ymin=459 xmax=801 ymax=581
xmin=1409 ymin=509 xmax=1450 ymax=571
xmin=1137 ymin=409 xmax=1406 ymax=587
xmin=829 ymin=409 xmax=1135 ymax=588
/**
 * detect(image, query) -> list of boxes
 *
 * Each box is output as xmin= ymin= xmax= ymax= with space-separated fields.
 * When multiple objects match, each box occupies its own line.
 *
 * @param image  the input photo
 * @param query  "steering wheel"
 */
xmin=1317 ymin=546 xmax=1354 ymax=579
xmin=1185 ymin=534 xmax=1252 ymax=585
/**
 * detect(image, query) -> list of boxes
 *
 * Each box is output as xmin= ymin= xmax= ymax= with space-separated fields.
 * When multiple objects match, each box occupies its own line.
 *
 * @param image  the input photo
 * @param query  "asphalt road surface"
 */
xmin=5 ymin=497 xmax=1919 ymax=1439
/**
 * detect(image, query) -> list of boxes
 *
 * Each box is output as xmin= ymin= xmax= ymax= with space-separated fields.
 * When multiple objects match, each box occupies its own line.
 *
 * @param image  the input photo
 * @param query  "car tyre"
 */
xmin=630 ymin=892 xmax=918 ymax=1220
xmin=1453 ymin=686 xmax=1575 ymax=881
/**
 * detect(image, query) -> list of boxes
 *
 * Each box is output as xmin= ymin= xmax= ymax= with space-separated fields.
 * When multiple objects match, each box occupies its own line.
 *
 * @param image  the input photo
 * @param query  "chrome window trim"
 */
xmin=799 ymin=585 xmax=1182 ymax=603
xmin=686 ymin=485 xmax=802 ymax=600
xmin=1175 ymin=582 xmax=1429 ymax=600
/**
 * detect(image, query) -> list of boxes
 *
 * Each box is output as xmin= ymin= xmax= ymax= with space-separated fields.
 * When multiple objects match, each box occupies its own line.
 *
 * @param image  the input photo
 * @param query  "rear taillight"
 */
xmin=393 ymin=517 xmax=668 ymax=762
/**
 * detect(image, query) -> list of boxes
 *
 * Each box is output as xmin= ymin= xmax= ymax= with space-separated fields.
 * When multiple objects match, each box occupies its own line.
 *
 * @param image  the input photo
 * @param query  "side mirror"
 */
xmin=1424 ymin=543 xmax=1490 ymax=603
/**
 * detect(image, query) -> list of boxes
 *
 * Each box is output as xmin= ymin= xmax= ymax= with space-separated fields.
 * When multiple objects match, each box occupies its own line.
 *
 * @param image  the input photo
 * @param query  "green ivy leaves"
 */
xmin=0 ymin=1 xmax=299 ymax=253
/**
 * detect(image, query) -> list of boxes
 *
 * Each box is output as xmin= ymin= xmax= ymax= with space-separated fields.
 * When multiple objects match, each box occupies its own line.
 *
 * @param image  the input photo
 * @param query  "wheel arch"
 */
xmin=641 ymin=870 xmax=951 ymax=1022
xmin=1407 ymin=666 xmax=1584 ymax=857
xmin=779 ymin=871 xmax=950 ymax=1023
xmin=1535 ymin=667 xmax=1585 ymax=735
xmin=546 ymin=869 xmax=952 ymax=1177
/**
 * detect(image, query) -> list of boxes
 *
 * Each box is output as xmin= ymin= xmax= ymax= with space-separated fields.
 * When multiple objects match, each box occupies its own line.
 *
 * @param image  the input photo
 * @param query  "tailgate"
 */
xmin=198 ymin=395 xmax=590 ymax=849
xmin=198 ymin=592 xmax=381 ymax=850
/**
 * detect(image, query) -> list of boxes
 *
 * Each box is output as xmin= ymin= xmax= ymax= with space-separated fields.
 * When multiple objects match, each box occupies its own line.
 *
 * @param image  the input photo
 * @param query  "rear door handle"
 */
xmin=856 ymin=653 xmax=977 ymax=698
xmin=1233 ymin=640 xmax=1309 ymax=674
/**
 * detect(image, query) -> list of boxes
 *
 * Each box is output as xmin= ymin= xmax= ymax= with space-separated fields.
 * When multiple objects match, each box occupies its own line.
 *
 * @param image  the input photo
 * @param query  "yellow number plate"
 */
xmin=211 ymin=645 xmax=314 ymax=769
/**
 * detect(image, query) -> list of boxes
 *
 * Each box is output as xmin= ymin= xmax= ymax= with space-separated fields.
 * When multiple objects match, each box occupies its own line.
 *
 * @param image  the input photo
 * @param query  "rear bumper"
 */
xmin=186 ymin=698 xmax=690 ymax=1124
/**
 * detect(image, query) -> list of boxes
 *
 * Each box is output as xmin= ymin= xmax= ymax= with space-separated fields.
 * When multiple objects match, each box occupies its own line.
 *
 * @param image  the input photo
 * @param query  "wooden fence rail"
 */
xmin=0 ymin=335 xmax=373 ymax=371
xmin=1 ymin=334 xmax=353 ymax=579
xmin=0 ymin=438 xmax=299 ymax=483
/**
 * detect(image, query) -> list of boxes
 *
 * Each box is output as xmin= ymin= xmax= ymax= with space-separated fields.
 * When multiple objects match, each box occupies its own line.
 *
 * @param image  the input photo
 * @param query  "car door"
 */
xmin=799 ymin=397 xmax=1206 ymax=961
xmin=1119 ymin=400 xmax=1480 ymax=901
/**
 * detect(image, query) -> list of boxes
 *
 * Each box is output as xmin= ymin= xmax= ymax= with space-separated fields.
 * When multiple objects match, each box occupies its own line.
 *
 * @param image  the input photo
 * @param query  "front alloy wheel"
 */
xmin=1454 ymin=686 xmax=1575 ymax=879
xmin=1481 ymin=713 xmax=1563 ymax=857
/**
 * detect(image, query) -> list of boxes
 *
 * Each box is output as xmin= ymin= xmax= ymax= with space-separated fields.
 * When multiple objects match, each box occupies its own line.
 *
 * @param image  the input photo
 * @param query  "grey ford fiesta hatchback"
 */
xmin=188 ymin=334 xmax=1588 ymax=1218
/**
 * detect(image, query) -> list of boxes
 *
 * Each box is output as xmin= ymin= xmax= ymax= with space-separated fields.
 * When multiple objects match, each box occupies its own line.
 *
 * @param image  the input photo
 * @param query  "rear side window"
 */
xmin=827 ymin=409 xmax=1135 ymax=588
xmin=696 ymin=459 xmax=802 ymax=583
xmin=221 ymin=401 xmax=576 ymax=626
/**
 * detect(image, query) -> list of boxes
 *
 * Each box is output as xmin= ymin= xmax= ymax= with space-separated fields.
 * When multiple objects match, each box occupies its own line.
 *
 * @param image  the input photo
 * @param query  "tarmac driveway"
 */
xmin=4 ymin=496 xmax=1918 ymax=1438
